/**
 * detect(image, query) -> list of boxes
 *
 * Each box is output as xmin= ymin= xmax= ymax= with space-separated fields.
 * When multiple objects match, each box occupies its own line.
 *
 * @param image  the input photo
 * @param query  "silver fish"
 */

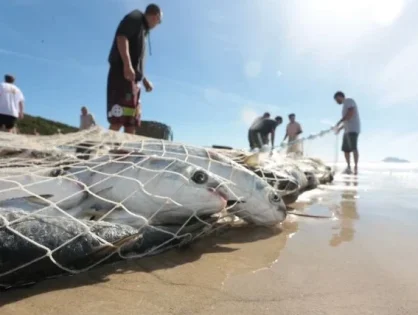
xmin=0 ymin=154 xmax=235 ymax=228
xmin=0 ymin=207 xmax=217 ymax=290
xmin=101 ymin=141 xmax=287 ymax=226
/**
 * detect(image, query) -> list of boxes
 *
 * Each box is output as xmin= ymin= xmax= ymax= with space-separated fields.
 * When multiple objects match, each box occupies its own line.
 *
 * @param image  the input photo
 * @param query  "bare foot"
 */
xmin=354 ymin=166 xmax=358 ymax=175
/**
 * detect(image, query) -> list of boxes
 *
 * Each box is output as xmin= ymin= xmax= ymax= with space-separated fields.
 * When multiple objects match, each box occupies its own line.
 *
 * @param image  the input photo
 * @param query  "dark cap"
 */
xmin=4 ymin=74 xmax=15 ymax=83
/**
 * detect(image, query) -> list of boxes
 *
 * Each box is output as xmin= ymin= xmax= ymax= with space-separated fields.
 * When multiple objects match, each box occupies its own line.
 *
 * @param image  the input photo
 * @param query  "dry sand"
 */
xmin=1 ymin=168 xmax=418 ymax=314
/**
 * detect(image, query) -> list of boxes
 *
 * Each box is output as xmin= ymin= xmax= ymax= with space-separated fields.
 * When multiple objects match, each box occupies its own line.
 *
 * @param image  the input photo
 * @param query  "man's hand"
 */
xmin=334 ymin=126 xmax=343 ymax=135
xmin=123 ymin=64 xmax=135 ymax=82
xmin=18 ymin=111 xmax=24 ymax=119
xmin=143 ymin=77 xmax=153 ymax=92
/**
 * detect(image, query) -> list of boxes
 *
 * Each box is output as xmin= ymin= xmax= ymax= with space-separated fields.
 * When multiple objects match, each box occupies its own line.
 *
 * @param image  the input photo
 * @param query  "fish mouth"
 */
xmin=226 ymin=200 xmax=242 ymax=207
xmin=207 ymin=187 xmax=244 ymax=208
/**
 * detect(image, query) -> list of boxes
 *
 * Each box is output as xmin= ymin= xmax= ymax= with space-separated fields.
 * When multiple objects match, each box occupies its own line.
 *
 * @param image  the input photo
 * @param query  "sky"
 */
xmin=1 ymin=0 xmax=418 ymax=162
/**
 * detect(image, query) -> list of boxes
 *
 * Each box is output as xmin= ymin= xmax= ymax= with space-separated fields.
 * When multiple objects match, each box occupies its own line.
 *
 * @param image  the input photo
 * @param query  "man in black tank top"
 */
xmin=248 ymin=116 xmax=282 ymax=151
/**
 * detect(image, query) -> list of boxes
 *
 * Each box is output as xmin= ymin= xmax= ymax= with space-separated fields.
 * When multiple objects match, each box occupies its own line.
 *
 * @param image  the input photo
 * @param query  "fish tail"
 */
xmin=68 ymin=233 xmax=143 ymax=270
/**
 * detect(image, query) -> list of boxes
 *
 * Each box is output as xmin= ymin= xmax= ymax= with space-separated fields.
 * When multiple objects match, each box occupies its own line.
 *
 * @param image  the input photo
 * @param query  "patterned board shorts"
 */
xmin=106 ymin=66 xmax=141 ymax=128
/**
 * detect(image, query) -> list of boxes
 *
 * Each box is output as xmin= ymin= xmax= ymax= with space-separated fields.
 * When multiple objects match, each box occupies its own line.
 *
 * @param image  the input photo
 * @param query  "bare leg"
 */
xmin=353 ymin=150 xmax=359 ymax=175
xmin=124 ymin=126 xmax=136 ymax=134
xmin=109 ymin=124 xmax=122 ymax=132
xmin=344 ymin=152 xmax=351 ymax=173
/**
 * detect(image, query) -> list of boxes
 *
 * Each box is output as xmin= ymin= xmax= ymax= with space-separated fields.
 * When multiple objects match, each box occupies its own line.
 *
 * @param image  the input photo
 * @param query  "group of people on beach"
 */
xmin=247 ymin=112 xmax=303 ymax=155
xmin=0 ymin=3 xmax=361 ymax=175
xmin=247 ymin=89 xmax=360 ymax=175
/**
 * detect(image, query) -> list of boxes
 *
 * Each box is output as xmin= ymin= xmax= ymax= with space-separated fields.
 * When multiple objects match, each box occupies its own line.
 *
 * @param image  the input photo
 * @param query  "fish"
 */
xmin=211 ymin=149 xmax=322 ymax=204
xmin=0 ymin=141 xmax=288 ymax=227
xmin=0 ymin=207 xmax=140 ymax=289
xmin=101 ymin=141 xmax=288 ymax=226
xmin=0 ymin=207 xmax=218 ymax=289
xmin=298 ymin=157 xmax=335 ymax=184
xmin=0 ymin=154 xmax=235 ymax=228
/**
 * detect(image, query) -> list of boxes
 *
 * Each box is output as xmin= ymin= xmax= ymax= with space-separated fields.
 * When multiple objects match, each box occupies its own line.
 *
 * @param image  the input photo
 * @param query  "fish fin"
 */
xmin=243 ymin=152 xmax=260 ymax=167
xmin=83 ymin=206 xmax=121 ymax=221
xmin=1 ymin=194 xmax=54 ymax=206
xmin=67 ymin=233 xmax=143 ymax=269
xmin=109 ymin=149 xmax=131 ymax=155
xmin=92 ymin=233 xmax=143 ymax=259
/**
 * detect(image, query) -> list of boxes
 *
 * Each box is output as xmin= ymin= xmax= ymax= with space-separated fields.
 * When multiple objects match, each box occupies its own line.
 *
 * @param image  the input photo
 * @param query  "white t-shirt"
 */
xmin=342 ymin=98 xmax=361 ymax=134
xmin=0 ymin=82 xmax=24 ymax=118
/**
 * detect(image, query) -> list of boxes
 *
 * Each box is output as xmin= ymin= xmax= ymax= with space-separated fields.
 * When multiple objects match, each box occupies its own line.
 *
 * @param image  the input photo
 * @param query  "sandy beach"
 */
xmin=1 ymin=162 xmax=418 ymax=315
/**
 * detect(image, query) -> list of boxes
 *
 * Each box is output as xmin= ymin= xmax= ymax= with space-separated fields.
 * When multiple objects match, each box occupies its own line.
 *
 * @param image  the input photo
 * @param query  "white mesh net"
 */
xmin=0 ymin=126 xmax=337 ymax=289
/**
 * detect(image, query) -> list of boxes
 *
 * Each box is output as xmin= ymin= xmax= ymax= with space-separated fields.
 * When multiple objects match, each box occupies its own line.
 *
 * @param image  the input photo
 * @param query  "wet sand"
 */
xmin=1 ymin=164 xmax=418 ymax=314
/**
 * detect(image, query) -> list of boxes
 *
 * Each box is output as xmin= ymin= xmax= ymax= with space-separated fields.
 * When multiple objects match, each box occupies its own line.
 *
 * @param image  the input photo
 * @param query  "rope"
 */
xmin=333 ymin=129 xmax=339 ymax=172
xmin=273 ymin=126 xmax=335 ymax=153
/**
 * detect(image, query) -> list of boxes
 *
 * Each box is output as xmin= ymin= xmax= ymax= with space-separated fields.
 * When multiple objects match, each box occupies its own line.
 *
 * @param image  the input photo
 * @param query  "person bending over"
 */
xmin=248 ymin=116 xmax=282 ymax=151
xmin=248 ymin=112 xmax=270 ymax=150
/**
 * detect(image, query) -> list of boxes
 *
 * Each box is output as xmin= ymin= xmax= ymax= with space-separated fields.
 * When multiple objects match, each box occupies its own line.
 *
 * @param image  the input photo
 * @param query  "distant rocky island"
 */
xmin=382 ymin=157 xmax=410 ymax=163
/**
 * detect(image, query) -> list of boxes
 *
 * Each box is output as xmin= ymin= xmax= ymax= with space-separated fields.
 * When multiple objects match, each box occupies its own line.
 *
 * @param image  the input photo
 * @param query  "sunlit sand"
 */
xmin=1 ymin=162 xmax=417 ymax=314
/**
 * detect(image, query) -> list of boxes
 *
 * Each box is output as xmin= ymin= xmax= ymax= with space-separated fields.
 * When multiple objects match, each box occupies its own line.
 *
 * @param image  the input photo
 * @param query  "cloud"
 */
xmin=240 ymin=108 xmax=259 ymax=126
xmin=320 ymin=119 xmax=335 ymax=127
xmin=0 ymin=48 xmax=93 ymax=73
xmin=0 ymin=48 xmax=60 ymax=65
xmin=277 ymin=0 xmax=418 ymax=107
xmin=353 ymin=130 xmax=418 ymax=162
xmin=152 ymin=74 xmax=284 ymax=113
xmin=303 ymin=129 xmax=418 ymax=162
xmin=244 ymin=61 xmax=262 ymax=78
xmin=376 ymin=40 xmax=418 ymax=106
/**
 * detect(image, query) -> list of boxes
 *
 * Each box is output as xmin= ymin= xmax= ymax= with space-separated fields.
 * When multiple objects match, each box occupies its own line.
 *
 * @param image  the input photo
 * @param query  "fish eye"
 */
xmin=269 ymin=191 xmax=282 ymax=204
xmin=191 ymin=170 xmax=208 ymax=184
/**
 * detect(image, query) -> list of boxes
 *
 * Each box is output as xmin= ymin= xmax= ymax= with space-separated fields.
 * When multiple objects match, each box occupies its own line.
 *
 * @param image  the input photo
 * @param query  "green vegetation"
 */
xmin=16 ymin=114 xmax=78 ymax=135
xmin=15 ymin=114 xmax=174 ymax=141
xmin=136 ymin=120 xmax=173 ymax=141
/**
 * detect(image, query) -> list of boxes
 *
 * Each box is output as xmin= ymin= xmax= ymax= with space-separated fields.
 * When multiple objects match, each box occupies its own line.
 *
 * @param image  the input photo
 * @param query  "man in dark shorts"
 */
xmin=248 ymin=116 xmax=282 ymax=151
xmin=107 ymin=4 xmax=162 ymax=134
xmin=0 ymin=74 xmax=25 ymax=132
xmin=248 ymin=112 xmax=270 ymax=150
xmin=334 ymin=91 xmax=361 ymax=175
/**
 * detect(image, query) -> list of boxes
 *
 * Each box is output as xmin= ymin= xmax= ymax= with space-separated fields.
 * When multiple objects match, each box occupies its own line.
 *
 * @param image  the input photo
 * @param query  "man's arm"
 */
xmin=271 ymin=128 xmax=276 ymax=148
xmin=90 ymin=114 xmax=96 ymax=126
xmin=297 ymin=123 xmax=303 ymax=135
xmin=337 ymin=107 xmax=354 ymax=126
xmin=18 ymin=101 xmax=24 ymax=118
xmin=336 ymin=99 xmax=356 ymax=126
xmin=283 ymin=129 xmax=288 ymax=142
xmin=18 ymin=89 xmax=24 ymax=119
xmin=116 ymin=11 xmax=143 ymax=71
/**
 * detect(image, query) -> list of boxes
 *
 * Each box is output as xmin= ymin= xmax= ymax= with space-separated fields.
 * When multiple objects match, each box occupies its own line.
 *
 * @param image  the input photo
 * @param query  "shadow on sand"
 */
xmin=0 ymin=224 xmax=284 ymax=306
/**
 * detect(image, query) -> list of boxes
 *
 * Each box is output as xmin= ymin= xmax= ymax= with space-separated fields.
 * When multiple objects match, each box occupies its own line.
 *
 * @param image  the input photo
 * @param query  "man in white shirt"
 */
xmin=283 ymin=113 xmax=303 ymax=156
xmin=334 ymin=91 xmax=361 ymax=175
xmin=0 ymin=74 xmax=25 ymax=132
xmin=79 ymin=106 xmax=96 ymax=130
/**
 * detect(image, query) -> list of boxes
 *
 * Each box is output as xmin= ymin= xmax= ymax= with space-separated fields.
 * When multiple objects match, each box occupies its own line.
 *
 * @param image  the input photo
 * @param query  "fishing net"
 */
xmin=213 ymin=127 xmax=338 ymax=203
xmin=0 ymin=126 xmax=337 ymax=289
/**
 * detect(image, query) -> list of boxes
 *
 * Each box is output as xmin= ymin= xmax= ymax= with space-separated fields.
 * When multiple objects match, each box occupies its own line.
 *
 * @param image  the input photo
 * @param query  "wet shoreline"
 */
xmin=1 ymin=167 xmax=418 ymax=314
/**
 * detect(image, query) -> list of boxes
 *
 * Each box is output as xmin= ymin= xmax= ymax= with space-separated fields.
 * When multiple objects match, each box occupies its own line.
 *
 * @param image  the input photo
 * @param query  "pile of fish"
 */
xmin=0 ymin=138 xmax=334 ymax=289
